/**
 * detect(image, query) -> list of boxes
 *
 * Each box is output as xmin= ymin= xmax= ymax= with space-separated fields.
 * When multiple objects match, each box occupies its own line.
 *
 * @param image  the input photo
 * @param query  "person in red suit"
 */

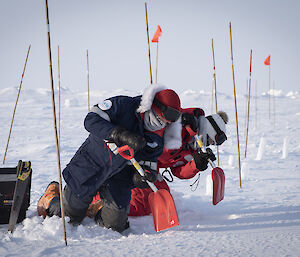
xmin=129 ymin=108 xmax=228 ymax=216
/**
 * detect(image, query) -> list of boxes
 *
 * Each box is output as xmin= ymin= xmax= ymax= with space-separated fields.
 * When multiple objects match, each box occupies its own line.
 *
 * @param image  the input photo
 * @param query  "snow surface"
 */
xmin=1 ymin=87 xmax=300 ymax=257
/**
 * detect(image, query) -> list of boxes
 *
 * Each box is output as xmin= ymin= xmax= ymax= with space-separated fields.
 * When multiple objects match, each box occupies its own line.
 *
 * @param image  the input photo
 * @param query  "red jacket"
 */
xmin=129 ymin=108 xmax=205 ymax=216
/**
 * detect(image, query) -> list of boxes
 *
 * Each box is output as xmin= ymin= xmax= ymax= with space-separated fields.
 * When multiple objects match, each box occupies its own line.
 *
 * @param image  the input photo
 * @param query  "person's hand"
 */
xmin=132 ymin=166 xmax=157 ymax=188
xmin=193 ymin=151 xmax=209 ymax=171
xmin=206 ymin=147 xmax=216 ymax=162
xmin=181 ymin=113 xmax=197 ymax=132
xmin=109 ymin=126 xmax=146 ymax=152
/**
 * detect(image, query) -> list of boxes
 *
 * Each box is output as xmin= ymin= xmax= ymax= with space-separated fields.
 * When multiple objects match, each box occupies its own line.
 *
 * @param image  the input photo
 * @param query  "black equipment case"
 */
xmin=0 ymin=161 xmax=32 ymax=224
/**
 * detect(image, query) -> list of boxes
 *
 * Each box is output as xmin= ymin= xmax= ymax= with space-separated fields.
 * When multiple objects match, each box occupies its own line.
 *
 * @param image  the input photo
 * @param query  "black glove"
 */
xmin=109 ymin=126 xmax=146 ymax=152
xmin=193 ymin=151 xmax=209 ymax=171
xmin=206 ymin=147 xmax=216 ymax=162
xmin=132 ymin=165 xmax=157 ymax=188
xmin=181 ymin=113 xmax=197 ymax=132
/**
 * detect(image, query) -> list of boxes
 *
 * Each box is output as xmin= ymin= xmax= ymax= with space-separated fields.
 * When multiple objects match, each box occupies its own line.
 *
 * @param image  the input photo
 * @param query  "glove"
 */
xmin=181 ymin=113 xmax=197 ymax=132
xmin=109 ymin=126 xmax=146 ymax=152
xmin=132 ymin=165 xmax=157 ymax=189
xmin=193 ymin=151 xmax=209 ymax=171
xmin=206 ymin=147 xmax=216 ymax=162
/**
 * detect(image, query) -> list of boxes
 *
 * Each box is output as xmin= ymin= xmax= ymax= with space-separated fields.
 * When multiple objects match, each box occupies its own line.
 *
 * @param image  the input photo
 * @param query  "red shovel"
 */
xmin=211 ymin=166 xmax=225 ymax=205
xmin=117 ymin=145 xmax=179 ymax=232
xmin=194 ymin=135 xmax=225 ymax=205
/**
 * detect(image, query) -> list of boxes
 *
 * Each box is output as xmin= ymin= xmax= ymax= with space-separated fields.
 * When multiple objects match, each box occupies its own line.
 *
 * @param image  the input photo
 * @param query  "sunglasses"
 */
xmin=153 ymin=98 xmax=181 ymax=122
xmin=206 ymin=115 xmax=227 ymax=146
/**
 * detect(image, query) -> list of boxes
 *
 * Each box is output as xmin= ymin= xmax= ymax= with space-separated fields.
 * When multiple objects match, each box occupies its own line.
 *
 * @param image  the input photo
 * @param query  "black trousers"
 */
xmin=48 ymin=185 xmax=129 ymax=233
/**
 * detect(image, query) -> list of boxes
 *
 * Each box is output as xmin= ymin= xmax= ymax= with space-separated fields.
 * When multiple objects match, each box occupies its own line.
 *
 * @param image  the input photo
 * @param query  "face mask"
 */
xmin=143 ymin=109 xmax=167 ymax=131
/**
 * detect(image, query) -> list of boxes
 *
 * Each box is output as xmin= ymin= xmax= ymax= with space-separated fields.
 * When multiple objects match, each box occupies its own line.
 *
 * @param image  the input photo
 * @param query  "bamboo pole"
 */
xmin=229 ymin=22 xmax=242 ymax=188
xmin=245 ymin=49 xmax=252 ymax=158
xmin=273 ymin=80 xmax=275 ymax=126
xmin=145 ymin=2 xmax=153 ymax=84
xmin=255 ymin=80 xmax=257 ymax=129
xmin=86 ymin=49 xmax=90 ymax=111
xmin=155 ymin=42 xmax=159 ymax=83
xmin=244 ymin=79 xmax=248 ymax=135
xmin=211 ymin=38 xmax=220 ymax=165
xmin=211 ymin=39 xmax=218 ymax=113
xmin=3 ymin=45 xmax=31 ymax=165
xmin=58 ymin=45 xmax=61 ymax=146
xmin=268 ymin=64 xmax=271 ymax=119
xmin=211 ymin=80 xmax=214 ymax=114
xmin=44 ymin=0 xmax=67 ymax=246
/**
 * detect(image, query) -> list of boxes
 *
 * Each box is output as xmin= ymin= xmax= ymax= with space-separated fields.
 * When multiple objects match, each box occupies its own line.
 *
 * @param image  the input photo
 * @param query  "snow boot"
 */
xmin=37 ymin=181 xmax=60 ymax=219
xmin=86 ymin=194 xmax=103 ymax=218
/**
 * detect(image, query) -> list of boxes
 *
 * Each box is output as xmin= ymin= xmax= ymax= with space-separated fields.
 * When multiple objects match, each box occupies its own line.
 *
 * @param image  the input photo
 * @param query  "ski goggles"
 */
xmin=153 ymin=98 xmax=181 ymax=122
xmin=207 ymin=133 xmax=227 ymax=146
xmin=206 ymin=115 xmax=227 ymax=145
xmin=151 ymin=109 xmax=168 ymax=128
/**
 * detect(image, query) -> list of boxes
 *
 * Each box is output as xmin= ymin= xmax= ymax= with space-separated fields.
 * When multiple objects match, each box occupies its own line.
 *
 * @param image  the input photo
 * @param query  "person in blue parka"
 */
xmin=37 ymin=84 xmax=181 ymax=232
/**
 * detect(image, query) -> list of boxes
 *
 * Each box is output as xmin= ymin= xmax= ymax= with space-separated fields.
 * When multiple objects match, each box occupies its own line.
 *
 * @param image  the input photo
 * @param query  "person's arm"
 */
xmin=170 ymin=159 xmax=199 ymax=179
xmin=135 ymin=131 xmax=164 ymax=162
xmin=84 ymin=97 xmax=124 ymax=138
xmin=85 ymin=97 xmax=145 ymax=151
xmin=170 ymin=149 xmax=213 ymax=179
xmin=84 ymin=96 xmax=132 ymax=139
xmin=84 ymin=111 xmax=114 ymax=139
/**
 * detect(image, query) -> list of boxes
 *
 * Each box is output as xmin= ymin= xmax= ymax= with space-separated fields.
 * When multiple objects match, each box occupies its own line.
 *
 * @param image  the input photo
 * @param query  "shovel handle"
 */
xmin=194 ymin=134 xmax=204 ymax=148
xmin=118 ymin=145 xmax=158 ymax=192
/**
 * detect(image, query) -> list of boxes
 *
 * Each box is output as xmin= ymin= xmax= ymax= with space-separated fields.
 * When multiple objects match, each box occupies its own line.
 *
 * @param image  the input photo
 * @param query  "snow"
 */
xmin=1 ymin=87 xmax=300 ymax=256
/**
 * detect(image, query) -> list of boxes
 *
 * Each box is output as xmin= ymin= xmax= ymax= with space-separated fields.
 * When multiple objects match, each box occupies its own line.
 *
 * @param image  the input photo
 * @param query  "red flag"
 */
xmin=151 ymin=25 xmax=162 ymax=43
xmin=264 ymin=55 xmax=271 ymax=65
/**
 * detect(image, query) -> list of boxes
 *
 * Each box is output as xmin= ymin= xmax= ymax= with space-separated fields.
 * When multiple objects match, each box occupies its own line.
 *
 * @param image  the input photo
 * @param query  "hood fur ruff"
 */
xmin=163 ymin=118 xmax=183 ymax=150
xmin=137 ymin=84 xmax=167 ymax=113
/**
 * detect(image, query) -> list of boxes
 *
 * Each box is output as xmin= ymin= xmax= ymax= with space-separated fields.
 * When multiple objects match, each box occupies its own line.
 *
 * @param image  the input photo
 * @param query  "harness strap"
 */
xmin=190 ymin=173 xmax=201 ymax=192
xmin=162 ymin=168 xmax=174 ymax=182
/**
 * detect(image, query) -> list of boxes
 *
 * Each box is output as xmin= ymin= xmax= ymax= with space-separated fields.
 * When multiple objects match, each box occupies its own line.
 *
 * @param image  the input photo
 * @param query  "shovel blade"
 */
xmin=212 ymin=167 xmax=225 ymax=205
xmin=148 ymin=189 xmax=179 ymax=232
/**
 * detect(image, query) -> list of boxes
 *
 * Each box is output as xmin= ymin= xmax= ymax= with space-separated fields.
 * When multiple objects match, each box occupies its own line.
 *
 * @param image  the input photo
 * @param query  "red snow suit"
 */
xmin=129 ymin=108 xmax=205 ymax=216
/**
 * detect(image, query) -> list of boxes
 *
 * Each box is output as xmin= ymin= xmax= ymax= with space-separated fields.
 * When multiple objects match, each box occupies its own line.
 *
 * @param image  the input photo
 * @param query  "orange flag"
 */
xmin=151 ymin=25 xmax=162 ymax=43
xmin=264 ymin=55 xmax=271 ymax=65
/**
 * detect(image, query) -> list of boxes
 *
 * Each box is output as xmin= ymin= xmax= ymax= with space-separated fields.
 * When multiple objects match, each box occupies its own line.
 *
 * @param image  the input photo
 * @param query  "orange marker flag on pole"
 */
xmin=264 ymin=55 xmax=271 ymax=65
xmin=152 ymin=25 xmax=162 ymax=83
xmin=152 ymin=25 xmax=162 ymax=43
xmin=264 ymin=55 xmax=271 ymax=119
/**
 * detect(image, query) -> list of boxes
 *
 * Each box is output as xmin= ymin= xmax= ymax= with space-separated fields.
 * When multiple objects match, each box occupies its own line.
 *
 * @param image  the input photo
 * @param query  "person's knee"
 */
xmin=63 ymin=186 xmax=90 ymax=224
xmin=95 ymin=206 xmax=129 ymax=233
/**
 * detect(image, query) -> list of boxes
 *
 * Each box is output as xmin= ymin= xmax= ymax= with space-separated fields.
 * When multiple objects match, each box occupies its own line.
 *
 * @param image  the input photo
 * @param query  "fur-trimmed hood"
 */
xmin=163 ymin=118 xmax=182 ymax=150
xmin=137 ymin=84 xmax=167 ymax=113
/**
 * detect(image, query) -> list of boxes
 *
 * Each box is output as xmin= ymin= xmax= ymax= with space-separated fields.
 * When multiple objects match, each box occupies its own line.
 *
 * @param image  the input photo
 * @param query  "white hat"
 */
xmin=203 ymin=111 xmax=228 ymax=146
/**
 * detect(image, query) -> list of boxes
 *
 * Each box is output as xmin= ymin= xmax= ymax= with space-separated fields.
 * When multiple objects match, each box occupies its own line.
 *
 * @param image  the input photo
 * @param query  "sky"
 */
xmin=1 ymin=0 xmax=300 ymax=96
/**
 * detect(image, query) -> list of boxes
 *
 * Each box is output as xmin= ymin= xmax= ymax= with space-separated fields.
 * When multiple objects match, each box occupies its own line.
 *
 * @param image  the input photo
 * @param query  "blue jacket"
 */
xmin=62 ymin=95 xmax=163 ymax=204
